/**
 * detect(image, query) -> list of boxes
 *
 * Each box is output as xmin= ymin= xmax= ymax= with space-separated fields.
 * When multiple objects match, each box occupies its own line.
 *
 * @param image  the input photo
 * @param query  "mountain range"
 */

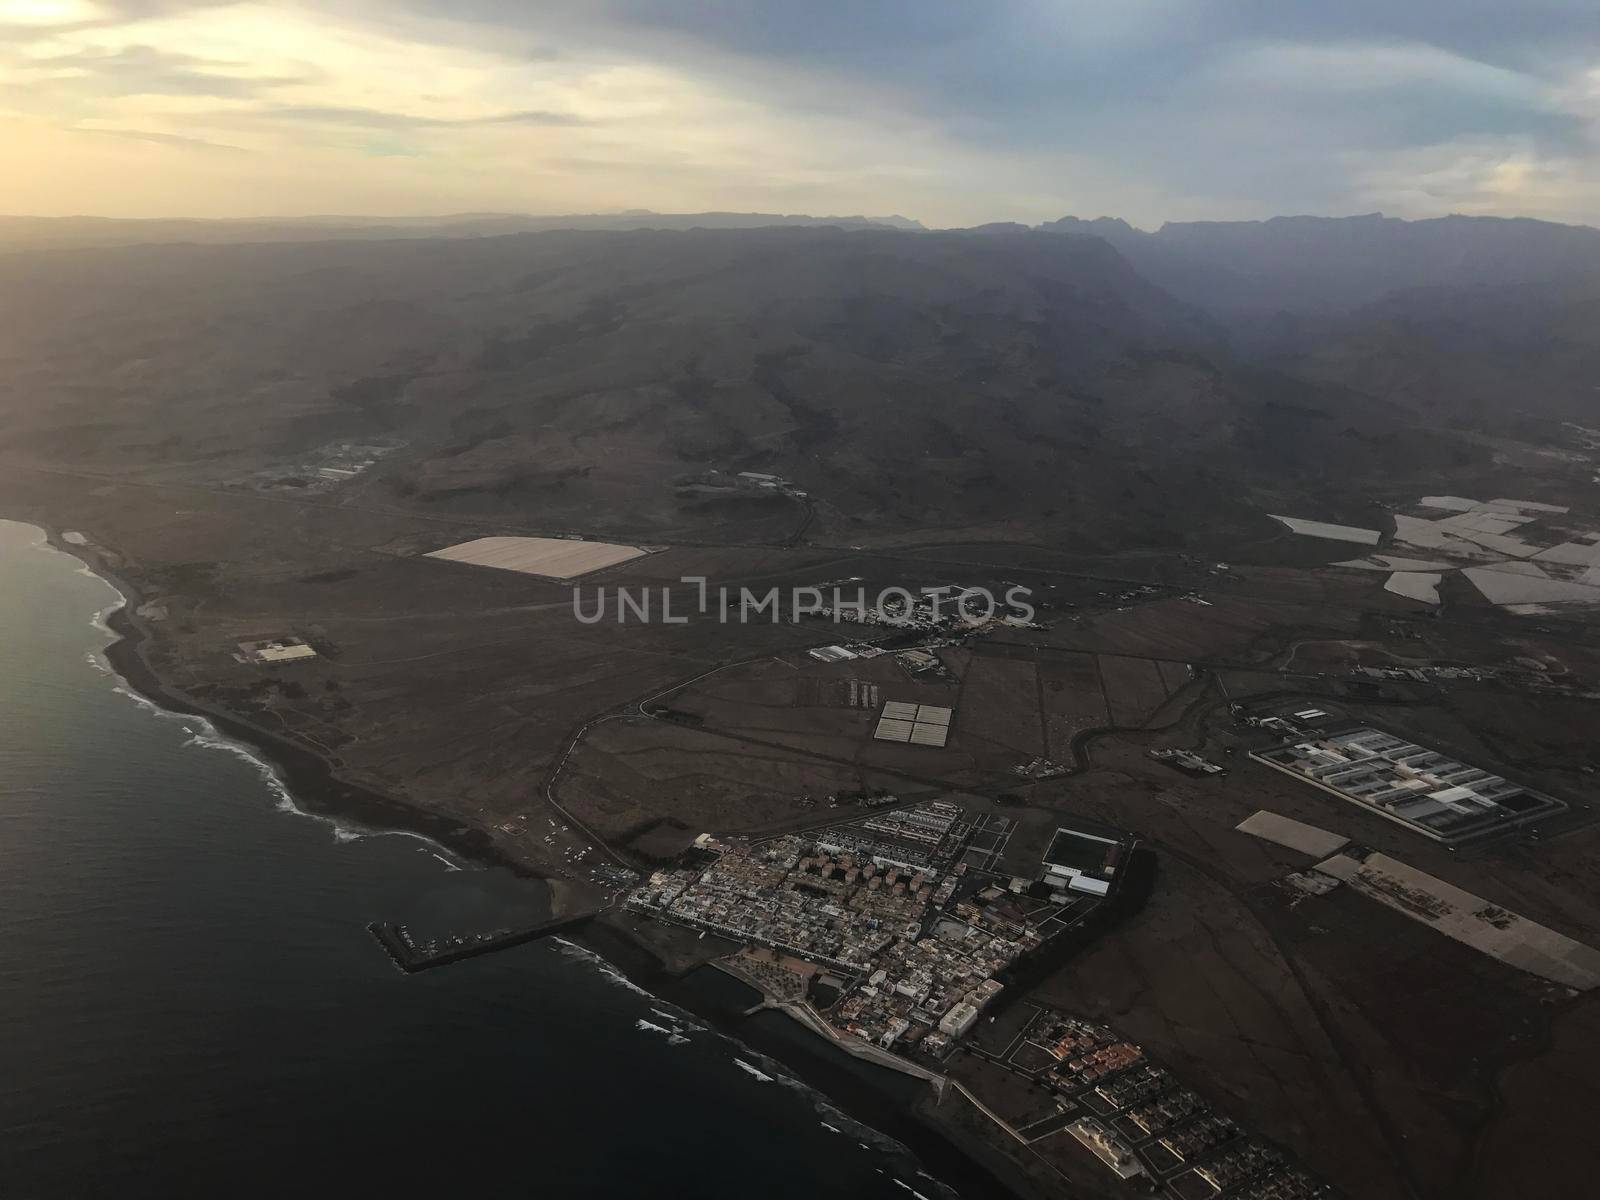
xmin=1 ymin=210 xmax=1594 ymax=550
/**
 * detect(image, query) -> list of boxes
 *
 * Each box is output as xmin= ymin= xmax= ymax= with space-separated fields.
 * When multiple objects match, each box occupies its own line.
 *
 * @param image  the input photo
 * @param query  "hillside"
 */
xmin=1276 ymin=275 xmax=1600 ymax=431
xmin=1040 ymin=212 xmax=1600 ymax=320
xmin=0 ymin=224 xmax=1470 ymax=550
xmin=1035 ymin=212 xmax=1600 ymax=441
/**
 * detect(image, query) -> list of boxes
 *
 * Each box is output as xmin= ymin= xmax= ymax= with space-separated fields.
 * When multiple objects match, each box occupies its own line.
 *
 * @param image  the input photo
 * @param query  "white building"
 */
xmin=939 ymin=1002 xmax=979 ymax=1038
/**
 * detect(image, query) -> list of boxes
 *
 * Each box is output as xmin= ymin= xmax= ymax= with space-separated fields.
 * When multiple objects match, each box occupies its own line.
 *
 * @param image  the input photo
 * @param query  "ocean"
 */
xmin=0 ymin=520 xmax=978 ymax=1199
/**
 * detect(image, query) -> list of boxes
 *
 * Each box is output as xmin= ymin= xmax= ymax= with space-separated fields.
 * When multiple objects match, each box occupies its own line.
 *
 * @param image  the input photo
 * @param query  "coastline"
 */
xmin=30 ymin=520 xmax=1037 ymax=1200
xmin=42 ymin=524 xmax=549 ymax=882
xmin=579 ymin=916 xmax=1027 ymax=1200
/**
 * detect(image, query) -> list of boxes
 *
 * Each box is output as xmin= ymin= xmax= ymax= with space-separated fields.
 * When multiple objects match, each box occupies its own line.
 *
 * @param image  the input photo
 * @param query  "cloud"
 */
xmin=1 ymin=0 xmax=1598 ymax=226
xmin=382 ymin=0 xmax=1600 ymax=222
xmin=1208 ymin=40 xmax=1552 ymax=104
xmin=13 ymin=42 xmax=309 ymax=97
xmin=251 ymin=104 xmax=587 ymax=129
xmin=1347 ymin=136 xmax=1600 ymax=220
xmin=66 ymin=122 xmax=246 ymax=150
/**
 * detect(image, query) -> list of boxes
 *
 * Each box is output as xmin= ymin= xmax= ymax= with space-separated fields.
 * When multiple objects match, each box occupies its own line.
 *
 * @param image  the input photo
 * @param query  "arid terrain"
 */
xmin=5 ymin=213 xmax=1600 ymax=1199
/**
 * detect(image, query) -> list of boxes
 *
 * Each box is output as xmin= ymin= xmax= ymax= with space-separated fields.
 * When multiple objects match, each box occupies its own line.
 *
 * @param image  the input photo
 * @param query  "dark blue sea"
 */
xmin=0 ymin=520 xmax=972 ymax=1199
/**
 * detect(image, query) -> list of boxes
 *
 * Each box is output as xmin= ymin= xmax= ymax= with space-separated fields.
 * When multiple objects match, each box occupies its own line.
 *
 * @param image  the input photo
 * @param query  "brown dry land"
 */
xmin=7 ymin=452 xmax=1600 ymax=1200
xmin=10 ymin=221 xmax=1600 ymax=1200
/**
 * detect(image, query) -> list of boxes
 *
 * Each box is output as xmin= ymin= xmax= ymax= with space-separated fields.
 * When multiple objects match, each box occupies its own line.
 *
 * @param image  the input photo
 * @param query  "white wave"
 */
xmin=892 ymin=1181 xmax=934 ymax=1200
xmin=820 ymin=1121 xmax=842 ymax=1134
xmin=637 ymin=1007 xmax=693 ymax=1039
xmin=550 ymin=938 xmax=654 ymax=998
xmin=629 ymin=1018 xmax=689 ymax=1047
xmin=56 ymin=545 xmax=336 ymax=843
xmin=733 ymin=1057 xmax=774 ymax=1083
xmin=794 ymin=1086 xmax=925 ymax=1164
xmin=690 ymin=1029 xmax=925 ymax=1166
xmin=75 ymin=559 xmax=125 ymax=626
xmin=112 ymin=684 xmax=197 ymax=725
xmin=21 ymin=524 xmax=459 ymax=865
xmin=107 ymin=685 xmax=453 ymax=856
xmin=651 ymin=1006 xmax=707 ymax=1035
xmin=542 ymin=932 xmax=957 ymax=1198
xmin=643 ymin=1017 xmax=915 ymax=1164
xmin=176 ymin=722 xmax=299 ymax=811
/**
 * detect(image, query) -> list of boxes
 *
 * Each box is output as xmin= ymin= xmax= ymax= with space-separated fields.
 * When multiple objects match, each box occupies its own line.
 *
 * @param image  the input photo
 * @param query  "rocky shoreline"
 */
xmin=49 ymin=526 xmax=550 ymax=882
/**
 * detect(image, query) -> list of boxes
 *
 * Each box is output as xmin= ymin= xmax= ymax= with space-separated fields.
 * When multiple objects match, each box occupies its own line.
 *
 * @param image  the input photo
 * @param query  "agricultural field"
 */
xmin=947 ymin=654 xmax=1048 ymax=762
xmin=558 ymin=716 xmax=894 ymax=845
xmin=425 ymin=534 xmax=650 ymax=579
xmin=1038 ymin=651 xmax=1110 ymax=755
xmin=1098 ymin=655 xmax=1172 ymax=726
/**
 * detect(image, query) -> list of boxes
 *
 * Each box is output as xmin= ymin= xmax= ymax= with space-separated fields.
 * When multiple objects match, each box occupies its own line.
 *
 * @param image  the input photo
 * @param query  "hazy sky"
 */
xmin=4 ymin=0 xmax=1598 ymax=227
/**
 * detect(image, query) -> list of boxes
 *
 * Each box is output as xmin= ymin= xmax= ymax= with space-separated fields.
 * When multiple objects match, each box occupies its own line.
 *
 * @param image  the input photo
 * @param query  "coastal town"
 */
xmin=628 ymin=800 xmax=1069 ymax=1056
xmin=625 ymin=798 xmax=1336 ymax=1197
xmin=962 ymin=1006 xmax=1335 ymax=1199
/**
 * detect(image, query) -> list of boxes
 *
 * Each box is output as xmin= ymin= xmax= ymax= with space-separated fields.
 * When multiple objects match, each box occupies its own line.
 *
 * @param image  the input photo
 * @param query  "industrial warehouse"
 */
xmin=1251 ymin=726 xmax=1566 ymax=844
xmin=235 ymin=636 xmax=318 ymax=665
xmin=1038 ymin=824 xmax=1126 ymax=897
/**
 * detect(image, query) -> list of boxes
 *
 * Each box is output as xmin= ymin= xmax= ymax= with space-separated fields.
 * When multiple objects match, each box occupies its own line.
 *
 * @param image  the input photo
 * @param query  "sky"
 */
xmin=2 ymin=0 xmax=1598 ymax=228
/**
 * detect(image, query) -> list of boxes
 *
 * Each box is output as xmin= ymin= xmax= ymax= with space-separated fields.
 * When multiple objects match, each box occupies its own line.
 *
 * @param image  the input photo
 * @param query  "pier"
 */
xmin=369 ymin=911 xmax=599 ymax=973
